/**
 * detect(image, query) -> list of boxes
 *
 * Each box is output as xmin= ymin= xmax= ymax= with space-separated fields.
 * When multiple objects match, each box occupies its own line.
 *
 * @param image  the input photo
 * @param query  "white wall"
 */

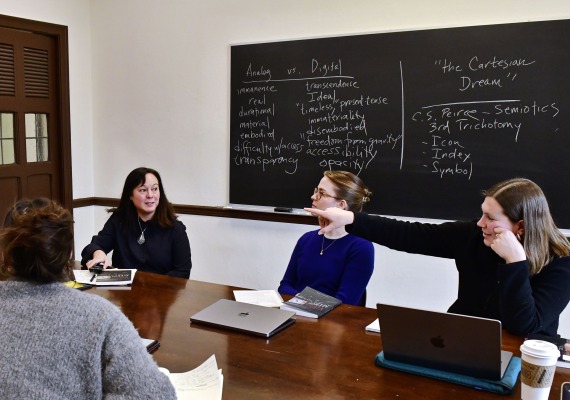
xmin=2 ymin=0 xmax=570 ymax=335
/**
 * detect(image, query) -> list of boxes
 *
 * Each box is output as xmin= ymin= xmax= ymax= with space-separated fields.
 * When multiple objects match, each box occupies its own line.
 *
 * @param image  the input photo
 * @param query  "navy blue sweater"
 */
xmin=279 ymin=230 xmax=374 ymax=306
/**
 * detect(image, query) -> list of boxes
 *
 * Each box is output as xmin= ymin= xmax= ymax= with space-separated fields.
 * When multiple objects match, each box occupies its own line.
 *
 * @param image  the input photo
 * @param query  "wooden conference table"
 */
xmin=89 ymin=271 xmax=570 ymax=399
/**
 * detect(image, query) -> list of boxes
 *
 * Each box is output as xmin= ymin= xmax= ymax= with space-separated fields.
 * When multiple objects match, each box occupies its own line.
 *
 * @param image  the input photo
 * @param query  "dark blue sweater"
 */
xmin=279 ymin=230 xmax=374 ymax=306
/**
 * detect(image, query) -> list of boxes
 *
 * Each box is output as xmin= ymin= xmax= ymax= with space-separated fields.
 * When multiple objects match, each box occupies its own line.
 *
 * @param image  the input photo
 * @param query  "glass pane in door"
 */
xmin=25 ymin=113 xmax=49 ymax=162
xmin=0 ymin=112 xmax=15 ymax=164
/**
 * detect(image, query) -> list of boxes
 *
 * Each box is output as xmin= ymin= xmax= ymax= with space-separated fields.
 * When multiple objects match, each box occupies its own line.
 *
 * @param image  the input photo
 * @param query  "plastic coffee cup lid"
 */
xmin=520 ymin=339 xmax=560 ymax=358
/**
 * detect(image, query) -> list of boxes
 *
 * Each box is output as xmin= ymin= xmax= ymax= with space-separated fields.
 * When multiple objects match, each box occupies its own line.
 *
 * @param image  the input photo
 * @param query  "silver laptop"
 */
xmin=190 ymin=299 xmax=296 ymax=338
xmin=377 ymin=303 xmax=513 ymax=380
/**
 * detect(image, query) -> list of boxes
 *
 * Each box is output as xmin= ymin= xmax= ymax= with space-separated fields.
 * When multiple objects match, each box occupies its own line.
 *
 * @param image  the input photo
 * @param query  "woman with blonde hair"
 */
xmin=279 ymin=170 xmax=374 ymax=306
xmin=307 ymin=177 xmax=570 ymax=336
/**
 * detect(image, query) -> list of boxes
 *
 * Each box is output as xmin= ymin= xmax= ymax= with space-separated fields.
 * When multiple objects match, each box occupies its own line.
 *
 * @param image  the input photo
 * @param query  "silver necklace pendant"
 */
xmin=320 ymin=236 xmax=337 ymax=255
xmin=137 ymin=217 xmax=147 ymax=245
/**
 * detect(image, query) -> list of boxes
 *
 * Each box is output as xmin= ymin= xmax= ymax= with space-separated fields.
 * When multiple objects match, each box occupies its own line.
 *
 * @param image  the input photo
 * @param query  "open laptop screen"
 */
xmin=377 ymin=303 xmax=512 ymax=380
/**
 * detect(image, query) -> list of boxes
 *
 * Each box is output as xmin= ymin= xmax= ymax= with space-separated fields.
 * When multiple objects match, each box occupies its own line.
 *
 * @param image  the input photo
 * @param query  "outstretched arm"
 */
xmin=304 ymin=207 xmax=355 ymax=235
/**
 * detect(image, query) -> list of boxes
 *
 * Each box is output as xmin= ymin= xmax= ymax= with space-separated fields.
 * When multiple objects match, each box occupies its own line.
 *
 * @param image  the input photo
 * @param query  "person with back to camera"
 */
xmin=1 ymin=197 xmax=52 ymax=281
xmin=0 ymin=198 xmax=176 ymax=399
xmin=305 ymin=177 xmax=570 ymax=336
xmin=81 ymin=167 xmax=192 ymax=278
xmin=2 ymin=197 xmax=50 ymax=228
xmin=278 ymin=170 xmax=374 ymax=306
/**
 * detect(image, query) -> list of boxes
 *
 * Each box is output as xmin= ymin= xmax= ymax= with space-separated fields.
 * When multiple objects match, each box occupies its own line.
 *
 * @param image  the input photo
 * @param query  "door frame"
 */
xmin=0 ymin=13 xmax=72 ymax=210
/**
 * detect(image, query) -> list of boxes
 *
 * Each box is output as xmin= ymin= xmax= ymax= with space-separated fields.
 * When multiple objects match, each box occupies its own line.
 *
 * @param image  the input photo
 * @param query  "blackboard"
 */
xmin=229 ymin=19 xmax=570 ymax=227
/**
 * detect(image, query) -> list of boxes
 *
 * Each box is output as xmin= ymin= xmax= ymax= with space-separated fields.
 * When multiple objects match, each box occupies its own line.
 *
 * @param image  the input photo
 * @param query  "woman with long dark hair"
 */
xmin=82 ymin=167 xmax=192 ymax=278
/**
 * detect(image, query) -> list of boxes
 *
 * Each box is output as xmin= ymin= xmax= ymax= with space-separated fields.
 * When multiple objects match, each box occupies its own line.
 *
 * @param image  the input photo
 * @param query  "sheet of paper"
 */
xmin=233 ymin=289 xmax=284 ymax=307
xmin=169 ymin=354 xmax=220 ymax=388
xmin=174 ymin=374 xmax=223 ymax=400
xmin=161 ymin=354 xmax=223 ymax=400
xmin=365 ymin=318 xmax=380 ymax=333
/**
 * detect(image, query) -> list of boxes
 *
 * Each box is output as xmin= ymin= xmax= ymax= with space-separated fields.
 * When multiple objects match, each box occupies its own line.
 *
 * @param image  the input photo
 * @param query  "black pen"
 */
xmin=90 ymin=273 xmax=97 ymax=283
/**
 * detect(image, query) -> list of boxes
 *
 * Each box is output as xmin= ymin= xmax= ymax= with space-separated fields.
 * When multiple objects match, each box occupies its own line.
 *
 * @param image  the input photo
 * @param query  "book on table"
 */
xmin=140 ymin=337 xmax=160 ymax=353
xmin=73 ymin=269 xmax=137 ymax=286
xmin=279 ymin=286 xmax=341 ymax=318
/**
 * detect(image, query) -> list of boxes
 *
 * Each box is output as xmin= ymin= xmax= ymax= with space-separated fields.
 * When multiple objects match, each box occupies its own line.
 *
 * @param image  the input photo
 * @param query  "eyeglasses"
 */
xmin=313 ymin=188 xmax=339 ymax=201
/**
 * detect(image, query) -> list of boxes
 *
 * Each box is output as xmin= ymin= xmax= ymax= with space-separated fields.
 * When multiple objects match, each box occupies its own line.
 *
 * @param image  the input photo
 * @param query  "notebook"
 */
xmin=140 ymin=337 xmax=160 ymax=353
xmin=377 ymin=303 xmax=513 ymax=380
xmin=190 ymin=299 xmax=296 ymax=337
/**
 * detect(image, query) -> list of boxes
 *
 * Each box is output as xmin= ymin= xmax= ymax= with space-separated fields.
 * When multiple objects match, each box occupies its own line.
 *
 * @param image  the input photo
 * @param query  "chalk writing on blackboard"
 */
xmin=232 ymin=55 xmax=559 ymax=179
xmin=234 ymin=58 xmax=396 ymax=175
xmin=229 ymin=20 xmax=570 ymax=226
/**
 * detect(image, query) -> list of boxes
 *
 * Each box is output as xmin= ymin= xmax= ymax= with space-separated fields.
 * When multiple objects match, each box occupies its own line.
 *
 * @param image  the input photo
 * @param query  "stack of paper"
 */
xmin=160 ymin=355 xmax=223 ymax=400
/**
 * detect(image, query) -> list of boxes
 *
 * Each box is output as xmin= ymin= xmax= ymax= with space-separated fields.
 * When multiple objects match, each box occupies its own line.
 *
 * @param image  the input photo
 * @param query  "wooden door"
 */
xmin=0 ymin=15 xmax=71 ymax=219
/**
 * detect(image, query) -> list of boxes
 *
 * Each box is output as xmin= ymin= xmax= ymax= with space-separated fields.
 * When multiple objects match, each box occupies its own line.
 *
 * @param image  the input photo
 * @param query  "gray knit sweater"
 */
xmin=0 ymin=280 xmax=176 ymax=399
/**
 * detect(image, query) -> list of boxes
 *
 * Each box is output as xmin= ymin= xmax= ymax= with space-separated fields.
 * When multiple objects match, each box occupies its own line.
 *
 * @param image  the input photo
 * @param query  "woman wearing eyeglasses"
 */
xmin=278 ymin=171 xmax=374 ymax=306
xmin=305 ymin=178 xmax=570 ymax=336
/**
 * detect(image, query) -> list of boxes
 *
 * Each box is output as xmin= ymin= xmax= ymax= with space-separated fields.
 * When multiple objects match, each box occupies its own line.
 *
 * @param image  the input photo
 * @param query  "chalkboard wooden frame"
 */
xmin=230 ymin=19 xmax=570 ymax=228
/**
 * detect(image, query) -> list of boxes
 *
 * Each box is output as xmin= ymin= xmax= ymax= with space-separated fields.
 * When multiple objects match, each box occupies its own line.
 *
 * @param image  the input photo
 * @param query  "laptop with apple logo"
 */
xmin=376 ymin=303 xmax=513 ymax=380
xmin=190 ymin=299 xmax=296 ymax=337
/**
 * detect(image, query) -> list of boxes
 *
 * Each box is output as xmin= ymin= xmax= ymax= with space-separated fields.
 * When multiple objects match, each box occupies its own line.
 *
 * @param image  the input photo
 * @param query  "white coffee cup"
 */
xmin=520 ymin=339 xmax=560 ymax=400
